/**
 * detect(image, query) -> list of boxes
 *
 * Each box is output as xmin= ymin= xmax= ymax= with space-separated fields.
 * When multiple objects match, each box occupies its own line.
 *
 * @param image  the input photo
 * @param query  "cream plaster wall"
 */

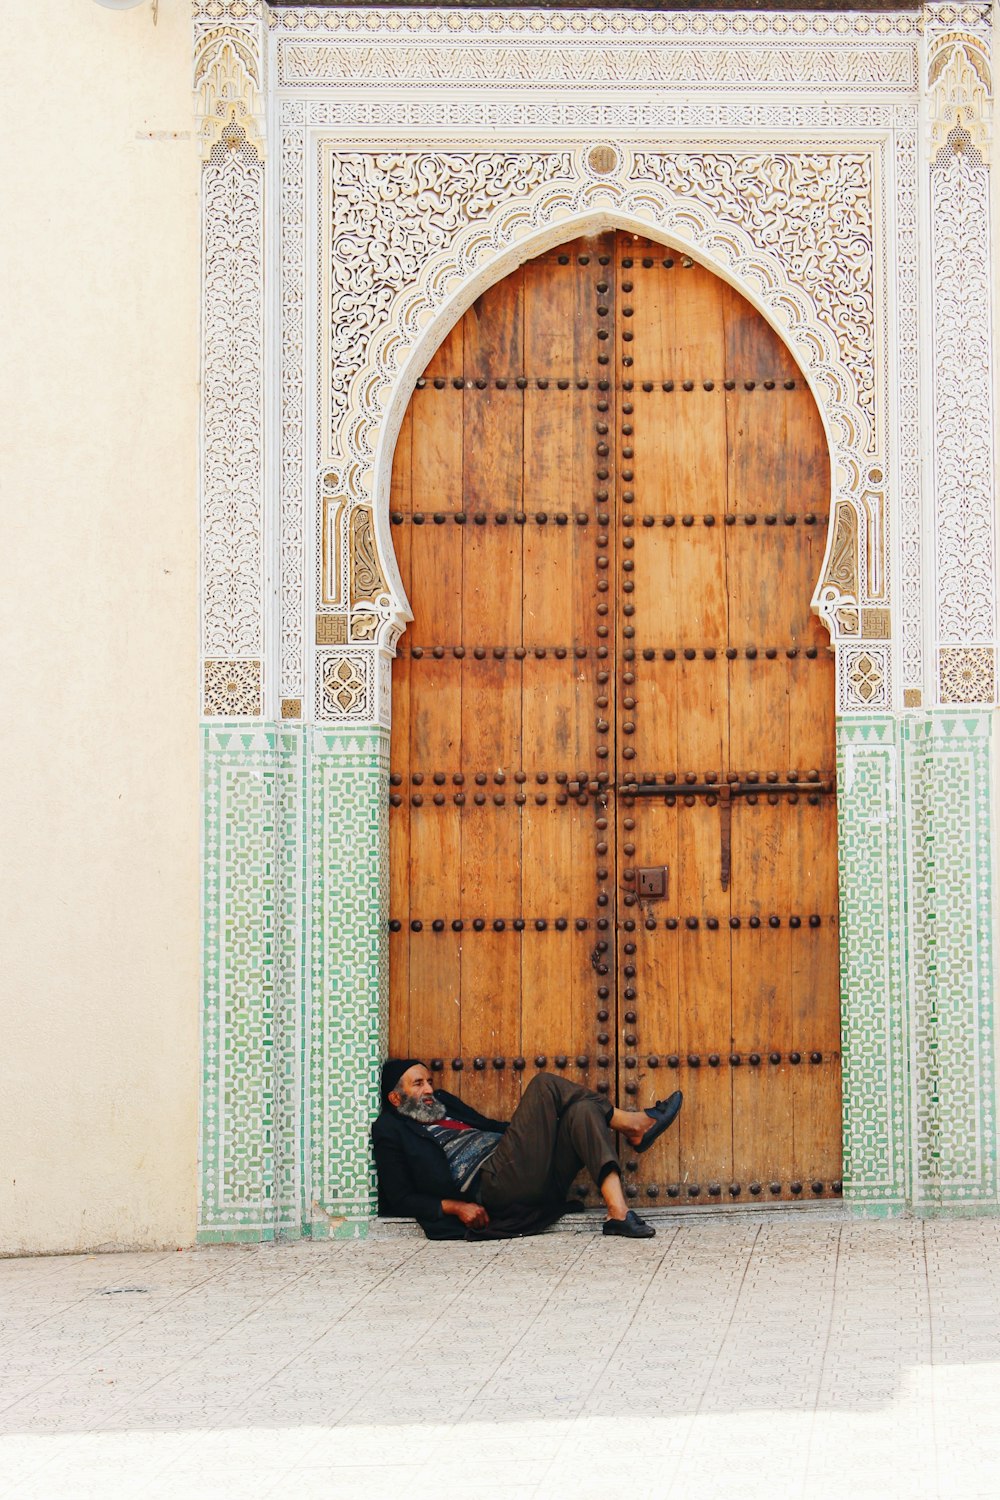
xmin=0 ymin=2 xmax=200 ymax=1253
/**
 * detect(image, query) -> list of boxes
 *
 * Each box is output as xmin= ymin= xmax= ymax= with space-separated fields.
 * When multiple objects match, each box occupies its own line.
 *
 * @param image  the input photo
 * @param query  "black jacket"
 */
xmin=372 ymin=1090 xmax=508 ymax=1239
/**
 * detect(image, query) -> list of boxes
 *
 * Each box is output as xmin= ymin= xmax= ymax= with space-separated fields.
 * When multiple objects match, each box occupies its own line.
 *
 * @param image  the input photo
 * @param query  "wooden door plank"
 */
xmin=524 ymin=236 xmax=610 ymax=374
xmin=465 ymin=389 xmax=523 ymax=516
xmin=460 ymin=931 xmax=521 ymax=1119
xmin=728 ymin=660 xmax=790 ymax=777
xmin=407 ymin=802 xmax=462 ymax=1070
xmin=423 ymin=320 xmax=463 ymax=380
xmin=521 ymin=800 xmax=573 ymax=1062
xmin=465 ymin=272 xmax=523 ymax=383
xmin=410 ymin=387 xmax=464 ymax=516
xmin=788 ymin=655 xmax=837 ymax=776
xmin=628 ymin=250 xmax=727 ymax=384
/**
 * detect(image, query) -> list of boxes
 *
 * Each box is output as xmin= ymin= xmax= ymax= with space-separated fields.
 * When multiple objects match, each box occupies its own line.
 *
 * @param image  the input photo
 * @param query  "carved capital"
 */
xmin=194 ymin=20 xmax=266 ymax=162
xmin=927 ymin=22 xmax=992 ymax=163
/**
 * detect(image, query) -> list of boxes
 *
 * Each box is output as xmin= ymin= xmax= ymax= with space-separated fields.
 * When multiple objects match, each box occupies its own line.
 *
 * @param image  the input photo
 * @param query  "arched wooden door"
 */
xmin=388 ymin=231 xmax=842 ymax=1206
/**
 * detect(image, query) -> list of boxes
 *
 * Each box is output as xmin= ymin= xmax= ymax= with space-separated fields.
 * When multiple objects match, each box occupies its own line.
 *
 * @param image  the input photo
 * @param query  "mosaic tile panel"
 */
xmin=837 ymin=717 xmax=907 ymax=1209
xmin=902 ymin=711 xmax=997 ymax=1208
xmin=199 ymin=724 xmax=305 ymax=1242
xmin=307 ymin=727 xmax=389 ymax=1234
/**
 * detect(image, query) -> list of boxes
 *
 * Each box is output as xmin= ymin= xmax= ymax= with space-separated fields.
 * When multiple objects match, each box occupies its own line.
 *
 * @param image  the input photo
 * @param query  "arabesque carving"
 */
xmin=328 ymin=151 xmax=575 ymax=445
xmin=200 ymin=121 xmax=264 ymax=666
xmin=350 ymin=506 xmax=389 ymax=607
xmin=826 ymin=502 xmax=860 ymax=597
xmin=322 ymin=144 xmax=880 ymax=664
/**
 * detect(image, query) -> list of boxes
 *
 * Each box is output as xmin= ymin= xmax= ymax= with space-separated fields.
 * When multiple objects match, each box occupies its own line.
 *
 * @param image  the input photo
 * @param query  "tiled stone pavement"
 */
xmin=2 ymin=1213 xmax=1000 ymax=1500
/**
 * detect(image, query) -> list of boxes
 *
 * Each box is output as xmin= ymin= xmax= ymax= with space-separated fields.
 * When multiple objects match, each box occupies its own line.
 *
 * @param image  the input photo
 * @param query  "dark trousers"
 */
xmin=477 ymin=1073 xmax=620 ymax=1210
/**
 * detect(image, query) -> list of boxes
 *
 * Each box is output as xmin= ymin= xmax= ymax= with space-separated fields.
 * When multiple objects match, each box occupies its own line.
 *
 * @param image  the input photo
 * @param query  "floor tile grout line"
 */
xmin=0 ymin=1253 xmax=243 ymax=1419
xmin=0 ymin=1252 xmax=181 ymax=1354
xmin=0 ymin=1245 xmax=420 ymax=1495
xmin=526 ymin=1227 xmax=684 ymax=1495
xmin=439 ymin=1233 xmax=604 ymax=1498
xmin=661 ymin=1221 xmax=762 ymax=1500
xmin=921 ymin=1220 xmax=941 ymax=1500
xmin=317 ymin=1240 xmax=512 ymax=1433
xmin=197 ymin=1239 xmax=434 ymax=1470
xmin=111 ymin=1242 xmax=425 ymax=1421
xmin=798 ymin=1220 xmax=841 ymax=1500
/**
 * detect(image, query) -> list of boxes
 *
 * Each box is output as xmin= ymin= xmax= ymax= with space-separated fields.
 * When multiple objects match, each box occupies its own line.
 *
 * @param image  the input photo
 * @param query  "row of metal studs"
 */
xmin=388 ymin=915 xmax=830 ymax=930
xmin=590 ymin=265 xmax=614 ymax=1087
xmin=393 ymin=511 xmax=824 ymax=524
xmin=413 ymin=376 xmax=799 ymax=390
xmin=622 ymin=1181 xmax=845 ymax=1200
xmin=421 ymin=1051 xmax=836 ymax=1070
xmin=390 ymin=769 xmax=828 ymax=783
xmin=398 ymin=644 xmax=826 ymax=658
xmin=393 ymin=791 xmax=830 ymax=806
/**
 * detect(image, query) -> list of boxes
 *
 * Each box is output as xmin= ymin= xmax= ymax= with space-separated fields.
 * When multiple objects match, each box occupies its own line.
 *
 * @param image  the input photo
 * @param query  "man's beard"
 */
xmin=396 ymin=1092 xmax=446 ymax=1124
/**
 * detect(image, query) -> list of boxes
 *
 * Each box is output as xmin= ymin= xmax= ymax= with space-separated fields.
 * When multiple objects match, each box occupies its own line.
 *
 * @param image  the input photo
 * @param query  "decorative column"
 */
xmin=194 ymin=2 xmax=267 ymax=719
xmin=195 ymin=2 xmax=301 ymax=1242
xmin=903 ymin=1 xmax=998 ymax=1212
xmin=927 ymin=3 xmax=997 ymax=709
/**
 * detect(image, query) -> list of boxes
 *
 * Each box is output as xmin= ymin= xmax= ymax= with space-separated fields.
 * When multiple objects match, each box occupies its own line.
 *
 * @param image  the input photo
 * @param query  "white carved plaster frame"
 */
xmin=277 ymin=75 xmax=914 ymax=719
xmin=348 ymin=167 xmax=877 ymax=619
xmin=192 ymin=6 xmax=999 ymax=720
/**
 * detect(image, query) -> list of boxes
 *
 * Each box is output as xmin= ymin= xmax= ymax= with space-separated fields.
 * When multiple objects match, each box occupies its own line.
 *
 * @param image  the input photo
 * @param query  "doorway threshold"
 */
xmin=372 ymin=1201 xmax=847 ymax=1238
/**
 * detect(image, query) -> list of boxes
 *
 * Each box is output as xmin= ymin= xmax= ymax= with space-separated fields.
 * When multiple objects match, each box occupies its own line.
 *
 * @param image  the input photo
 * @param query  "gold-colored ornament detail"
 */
xmin=316 ymin=613 xmax=348 ymax=645
xmin=939 ymin=646 xmax=996 ymax=705
xmin=903 ymin=688 xmax=923 ymax=708
xmin=826 ymin=502 xmax=859 ymax=595
xmin=350 ymin=504 xmax=388 ymax=604
xmin=861 ymin=608 xmax=891 ymax=640
xmin=203 ymin=658 xmax=262 ymax=717
xmin=351 ymin=612 xmax=381 ymax=641
xmin=320 ymin=655 xmax=368 ymax=716
xmin=281 ymin=697 xmax=302 ymax=720
xmin=846 ymin=650 xmax=884 ymax=705
xmin=588 ymin=145 xmax=619 ymax=176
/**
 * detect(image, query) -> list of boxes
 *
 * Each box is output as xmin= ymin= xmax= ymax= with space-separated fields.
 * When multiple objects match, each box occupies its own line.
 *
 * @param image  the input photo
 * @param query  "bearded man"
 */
xmin=372 ymin=1059 xmax=682 ymax=1241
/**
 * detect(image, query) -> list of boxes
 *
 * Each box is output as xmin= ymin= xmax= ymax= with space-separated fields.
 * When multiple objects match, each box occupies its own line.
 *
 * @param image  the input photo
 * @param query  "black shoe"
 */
xmin=634 ymin=1090 xmax=683 ymax=1155
xmin=603 ymin=1210 xmax=656 ymax=1239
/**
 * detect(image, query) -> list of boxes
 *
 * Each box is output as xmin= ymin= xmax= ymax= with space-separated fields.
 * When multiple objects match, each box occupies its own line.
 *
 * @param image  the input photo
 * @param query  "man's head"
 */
xmin=380 ymin=1059 xmax=446 ymax=1124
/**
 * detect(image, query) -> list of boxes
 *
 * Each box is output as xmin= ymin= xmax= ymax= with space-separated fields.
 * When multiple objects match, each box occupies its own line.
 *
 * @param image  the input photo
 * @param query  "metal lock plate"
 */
xmin=638 ymin=866 xmax=668 ymax=899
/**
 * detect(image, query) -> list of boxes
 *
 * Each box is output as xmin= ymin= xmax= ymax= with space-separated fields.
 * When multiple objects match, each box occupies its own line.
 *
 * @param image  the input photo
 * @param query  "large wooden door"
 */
xmin=388 ymin=231 xmax=842 ymax=1204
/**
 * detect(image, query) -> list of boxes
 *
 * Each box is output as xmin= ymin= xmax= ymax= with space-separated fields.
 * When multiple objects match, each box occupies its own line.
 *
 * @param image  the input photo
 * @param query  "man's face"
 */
xmin=391 ymin=1064 xmax=445 ymax=1123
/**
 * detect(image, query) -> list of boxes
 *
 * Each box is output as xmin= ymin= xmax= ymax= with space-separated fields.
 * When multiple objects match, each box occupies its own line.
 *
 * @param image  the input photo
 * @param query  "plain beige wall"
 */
xmin=0 ymin=1 xmax=200 ymax=1253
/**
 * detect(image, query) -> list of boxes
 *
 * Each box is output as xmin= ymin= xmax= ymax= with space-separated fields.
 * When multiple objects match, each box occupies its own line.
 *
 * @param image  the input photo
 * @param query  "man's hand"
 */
xmin=442 ymin=1199 xmax=490 ymax=1229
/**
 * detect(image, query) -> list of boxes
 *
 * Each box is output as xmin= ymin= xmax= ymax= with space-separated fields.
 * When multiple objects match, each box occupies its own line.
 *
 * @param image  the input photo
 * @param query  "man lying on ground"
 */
xmin=373 ymin=1059 xmax=683 ymax=1241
